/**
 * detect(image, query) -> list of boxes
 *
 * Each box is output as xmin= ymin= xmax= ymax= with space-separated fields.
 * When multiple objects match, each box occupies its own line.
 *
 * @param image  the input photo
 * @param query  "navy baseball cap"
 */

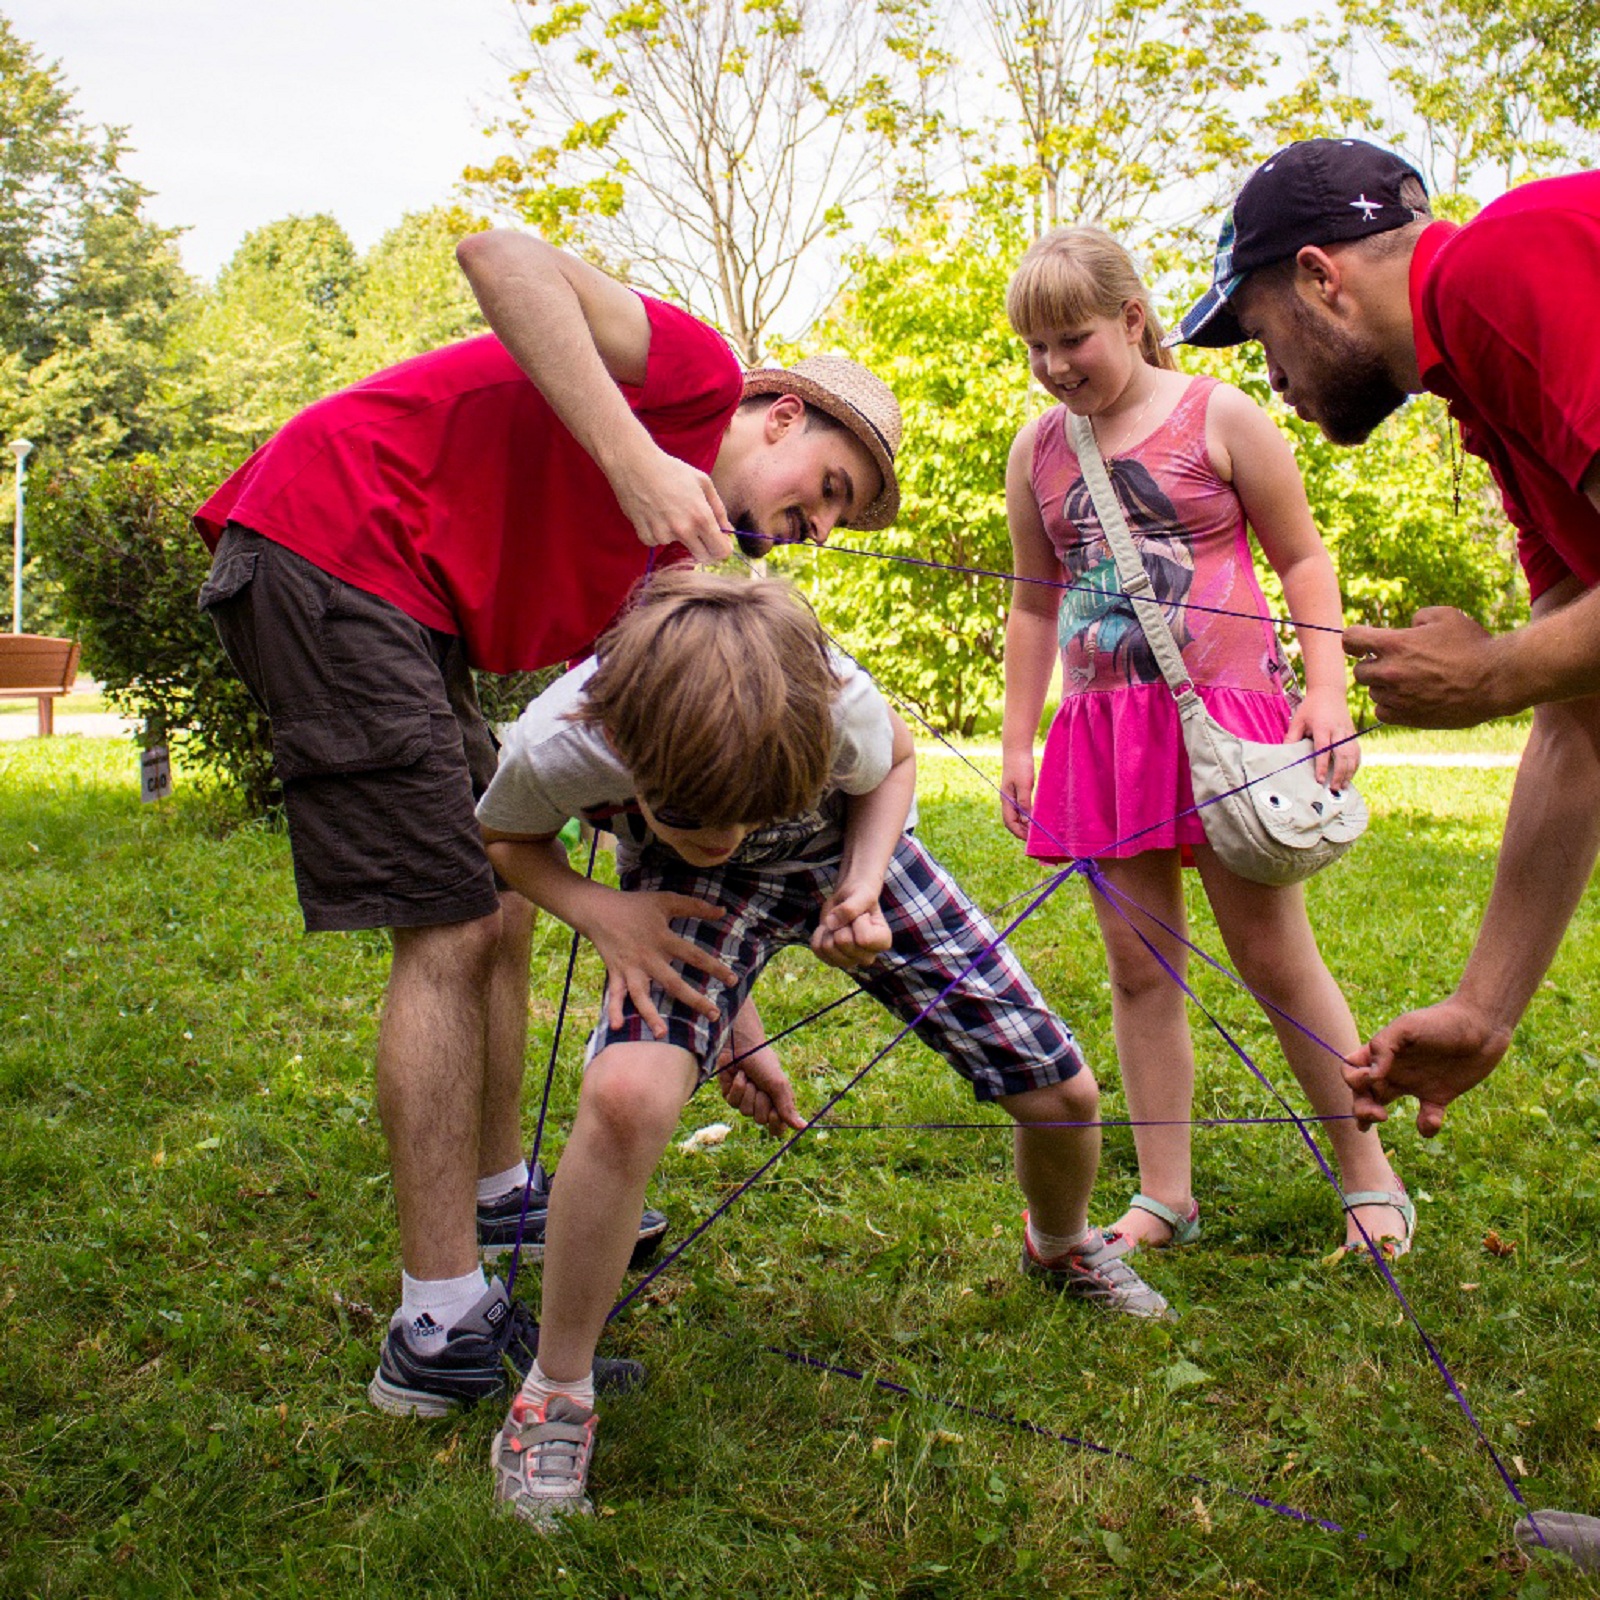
xmin=1168 ymin=138 xmax=1429 ymax=348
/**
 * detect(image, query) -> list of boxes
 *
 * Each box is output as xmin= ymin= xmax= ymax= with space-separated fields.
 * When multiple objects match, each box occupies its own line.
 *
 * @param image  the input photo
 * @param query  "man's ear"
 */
xmin=1294 ymin=244 xmax=1345 ymax=308
xmin=762 ymin=393 xmax=807 ymax=442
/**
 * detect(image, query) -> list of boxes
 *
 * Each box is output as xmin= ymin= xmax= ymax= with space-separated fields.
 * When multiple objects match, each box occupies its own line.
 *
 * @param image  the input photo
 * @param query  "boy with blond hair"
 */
xmin=475 ymin=567 xmax=1168 ymax=1525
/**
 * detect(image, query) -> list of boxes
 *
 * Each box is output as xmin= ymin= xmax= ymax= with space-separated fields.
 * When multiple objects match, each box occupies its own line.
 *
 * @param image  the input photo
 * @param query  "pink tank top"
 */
xmin=1030 ymin=376 xmax=1295 ymax=699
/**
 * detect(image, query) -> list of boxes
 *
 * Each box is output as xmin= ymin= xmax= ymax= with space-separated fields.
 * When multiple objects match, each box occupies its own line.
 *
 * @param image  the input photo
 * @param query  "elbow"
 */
xmin=455 ymin=229 xmax=496 ymax=275
xmin=456 ymin=228 xmax=544 ymax=289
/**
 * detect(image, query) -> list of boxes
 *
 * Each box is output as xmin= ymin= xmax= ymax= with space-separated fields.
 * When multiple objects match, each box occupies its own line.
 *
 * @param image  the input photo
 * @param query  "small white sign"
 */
xmin=140 ymin=745 xmax=173 ymax=803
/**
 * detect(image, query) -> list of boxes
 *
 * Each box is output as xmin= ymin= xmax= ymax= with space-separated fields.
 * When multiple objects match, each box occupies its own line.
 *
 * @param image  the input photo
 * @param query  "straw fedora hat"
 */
xmin=741 ymin=354 xmax=902 ymax=531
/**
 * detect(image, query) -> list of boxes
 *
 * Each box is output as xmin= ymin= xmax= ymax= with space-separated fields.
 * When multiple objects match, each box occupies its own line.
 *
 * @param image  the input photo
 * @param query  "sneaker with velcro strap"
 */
xmin=367 ymin=1278 xmax=645 ymax=1417
xmin=477 ymin=1159 xmax=669 ymax=1269
xmin=492 ymin=1393 xmax=599 ymax=1527
xmin=1021 ymin=1220 xmax=1175 ymax=1321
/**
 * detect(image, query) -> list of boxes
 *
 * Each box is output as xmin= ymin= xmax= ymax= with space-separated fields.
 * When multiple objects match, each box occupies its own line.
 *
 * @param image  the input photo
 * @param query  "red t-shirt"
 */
xmin=194 ymin=295 xmax=742 ymax=672
xmin=1411 ymin=172 xmax=1600 ymax=601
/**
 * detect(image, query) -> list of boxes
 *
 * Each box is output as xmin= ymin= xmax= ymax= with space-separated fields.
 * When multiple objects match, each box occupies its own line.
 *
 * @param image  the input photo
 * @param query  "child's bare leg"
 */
xmin=536 ymin=1040 xmax=700 ymax=1380
xmin=1088 ymin=851 xmax=1198 ymax=1246
xmin=998 ymin=1070 xmax=1102 ymax=1239
xmin=1197 ymin=851 xmax=1405 ymax=1248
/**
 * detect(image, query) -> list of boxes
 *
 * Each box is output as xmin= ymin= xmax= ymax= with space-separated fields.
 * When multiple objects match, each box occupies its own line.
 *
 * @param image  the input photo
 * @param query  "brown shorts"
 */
xmin=199 ymin=526 xmax=502 ymax=932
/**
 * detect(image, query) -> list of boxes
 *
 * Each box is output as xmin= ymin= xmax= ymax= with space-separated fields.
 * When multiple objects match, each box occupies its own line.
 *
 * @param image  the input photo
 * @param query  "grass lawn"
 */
xmin=3 ymin=733 xmax=1598 ymax=1598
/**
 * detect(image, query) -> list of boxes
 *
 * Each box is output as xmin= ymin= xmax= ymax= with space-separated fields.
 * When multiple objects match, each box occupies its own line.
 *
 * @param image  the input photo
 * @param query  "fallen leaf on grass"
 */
xmin=1513 ymin=1455 xmax=1528 ymax=1477
xmin=1483 ymin=1230 xmax=1516 ymax=1257
xmin=1459 ymin=1282 xmax=1480 ymax=1291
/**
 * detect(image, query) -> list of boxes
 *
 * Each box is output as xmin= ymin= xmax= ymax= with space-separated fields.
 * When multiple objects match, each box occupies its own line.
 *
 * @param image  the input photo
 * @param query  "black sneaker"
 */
xmin=367 ymin=1278 xmax=645 ymax=1417
xmin=477 ymin=1160 xmax=669 ymax=1270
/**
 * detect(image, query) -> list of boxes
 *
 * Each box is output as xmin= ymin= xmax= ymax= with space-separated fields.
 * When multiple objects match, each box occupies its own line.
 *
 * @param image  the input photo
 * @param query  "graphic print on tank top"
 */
xmin=1057 ymin=457 xmax=1193 ymax=688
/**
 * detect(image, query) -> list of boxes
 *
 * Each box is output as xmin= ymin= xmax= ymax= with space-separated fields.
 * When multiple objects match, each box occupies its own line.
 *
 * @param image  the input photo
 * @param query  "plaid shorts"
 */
xmin=586 ymin=831 xmax=1085 ymax=1102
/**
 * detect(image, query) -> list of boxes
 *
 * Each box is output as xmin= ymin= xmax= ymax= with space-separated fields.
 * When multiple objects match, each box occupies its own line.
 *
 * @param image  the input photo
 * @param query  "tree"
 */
xmin=339 ymin=206 xmax=490 ymax=376
xmin=771 ymin=179 xmax=1035 ymax=735
xmin=0 ymin=14 xmax=111 ymax=363
xmin=465 ymin=0 xmax=951 ymax=361
xmin=0 ymin=14 xmax=196 ymax=631
xmin=171 ymin=214 xmax=361 ymax=455
xmin=975 ymin=0 xmax=1270 ymax=235
xmin=15 ymin=198 xmax=194 ymax=468
xmin=1263 ymin=0 xmax=1599 ymax=200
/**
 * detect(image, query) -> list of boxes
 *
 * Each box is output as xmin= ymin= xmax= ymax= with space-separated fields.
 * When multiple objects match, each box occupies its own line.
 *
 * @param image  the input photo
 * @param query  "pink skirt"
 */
xmin=1025 ymin=683 xmax=1295 ymax=863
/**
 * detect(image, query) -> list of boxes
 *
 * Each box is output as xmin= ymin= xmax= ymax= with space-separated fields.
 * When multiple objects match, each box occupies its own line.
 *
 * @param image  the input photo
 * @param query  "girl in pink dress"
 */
xmin=1000 ymin=227 xmax=1411 ymax=1258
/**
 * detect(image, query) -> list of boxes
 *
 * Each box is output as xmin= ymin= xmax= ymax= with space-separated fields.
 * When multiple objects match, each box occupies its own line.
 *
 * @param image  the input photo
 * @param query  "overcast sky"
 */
xmin=5 ymin=0 xmax=523 ymax=280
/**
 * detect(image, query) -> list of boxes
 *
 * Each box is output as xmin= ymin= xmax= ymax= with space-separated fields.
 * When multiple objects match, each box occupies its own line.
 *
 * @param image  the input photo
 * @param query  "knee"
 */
xmin=393 ymin=909 xmax=504 ymax=989
xmin=580 ymin=1053 xmax=685 ymax=1158
xmin=1106 ymin=949 xmax=1182 ymax=1008
xmin=1008 ymin=1063 xmax=1099 ymax=1126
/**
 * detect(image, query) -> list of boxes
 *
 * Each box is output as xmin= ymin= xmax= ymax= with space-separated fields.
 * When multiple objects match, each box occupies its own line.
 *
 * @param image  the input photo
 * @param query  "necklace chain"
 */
xmin=1090 ymin=378 xmax=1158 ymax=458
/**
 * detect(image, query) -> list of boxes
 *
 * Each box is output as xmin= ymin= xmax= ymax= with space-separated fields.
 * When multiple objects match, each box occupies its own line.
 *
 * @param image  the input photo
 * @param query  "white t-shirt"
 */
xmin=476 ymin=652 xmax=899 ymax=872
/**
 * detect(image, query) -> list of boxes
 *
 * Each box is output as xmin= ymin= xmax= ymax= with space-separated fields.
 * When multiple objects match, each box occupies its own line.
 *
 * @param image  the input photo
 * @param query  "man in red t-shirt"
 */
xmin=195 ymin=229 xmax=903 ymax=1419
xmin=1171 ymin=140 xmax=1600 ymax=1567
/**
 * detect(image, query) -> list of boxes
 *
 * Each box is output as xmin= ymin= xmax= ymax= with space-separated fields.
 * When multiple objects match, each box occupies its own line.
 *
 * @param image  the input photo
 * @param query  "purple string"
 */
xmin=817 ymin=1112 xmax=1357 ymax=1131
xmin=504 ymin=829 xmax=601 ymax=1299
xmin=606 ymin=865 xmax=1082 ymax=1322
xmin=759 ymin=1343 xmax=1358 ymax=1538
xmin=1082 ymin=859 xmax=1541 ymax=1532
xmin=823 ymin=540 xmax=1345 ymax=636
xmin=513 ymin=547 xmax=1551 ymax=1546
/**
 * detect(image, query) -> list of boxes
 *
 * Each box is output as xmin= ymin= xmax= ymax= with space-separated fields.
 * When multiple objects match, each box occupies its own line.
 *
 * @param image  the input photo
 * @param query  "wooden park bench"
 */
xmin=0 ymin=634 xmax=82 ymax=737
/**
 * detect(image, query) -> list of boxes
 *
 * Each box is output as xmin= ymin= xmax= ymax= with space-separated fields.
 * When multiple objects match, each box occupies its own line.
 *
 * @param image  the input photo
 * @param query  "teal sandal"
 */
xmin=1338 ymin=1189 xmax=1416 ymax=1260
xmin=1126 ymin=1193 xmax=1202 ymax=1247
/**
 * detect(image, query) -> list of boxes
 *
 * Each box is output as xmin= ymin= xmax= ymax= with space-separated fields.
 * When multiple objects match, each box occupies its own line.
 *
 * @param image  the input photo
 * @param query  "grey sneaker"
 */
xmin=492 ymin=1393 xmax=599 ymax=1526
xmin=1022 ymin=1223 xmax=1174 ymax=1321
xmin=478 ymin=1159 xmax=669 ymax=1269
xmin=367 ymin=1279 xmax=644 ymax=1417
xmin=1514 ymin=1509 xmax=1600 ymax=1572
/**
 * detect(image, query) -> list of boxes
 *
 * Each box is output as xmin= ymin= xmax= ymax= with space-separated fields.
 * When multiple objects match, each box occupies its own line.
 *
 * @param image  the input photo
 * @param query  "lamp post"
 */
xmin=10 ymin=438 xmax=33 ymax=635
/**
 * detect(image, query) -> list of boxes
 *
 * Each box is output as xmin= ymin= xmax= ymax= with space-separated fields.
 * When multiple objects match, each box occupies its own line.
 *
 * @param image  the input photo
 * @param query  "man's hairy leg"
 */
xmin=478 ymin=891 xmax=536 ymax=1180
xmin=536 ymin=1041 xmax=698 ymax=1381
xmin=378 ymin=911 xmax=502 ymax=1280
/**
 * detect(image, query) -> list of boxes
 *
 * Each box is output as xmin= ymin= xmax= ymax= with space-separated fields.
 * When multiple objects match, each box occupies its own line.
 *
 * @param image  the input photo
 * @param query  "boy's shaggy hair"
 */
xmin=1006 ymin=226 xmax=1177 ymax=372
xmin=577 ymin=568 xmax=841 ymax=828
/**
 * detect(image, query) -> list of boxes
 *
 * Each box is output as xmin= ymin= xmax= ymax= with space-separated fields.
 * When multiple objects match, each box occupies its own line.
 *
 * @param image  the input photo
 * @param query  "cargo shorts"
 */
xmin=199 ymin=525 xmax=502 ymax=932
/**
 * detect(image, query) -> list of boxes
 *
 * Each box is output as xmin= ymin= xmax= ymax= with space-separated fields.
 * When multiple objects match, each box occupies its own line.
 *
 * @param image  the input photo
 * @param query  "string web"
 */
xmin=500 ymin=538 xmax=1549 ymax=1549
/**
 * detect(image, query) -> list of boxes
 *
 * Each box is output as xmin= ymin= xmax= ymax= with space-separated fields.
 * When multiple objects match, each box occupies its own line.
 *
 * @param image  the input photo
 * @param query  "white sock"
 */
xmin=477 ymin=1161 xmax=530 ymax=1205
xmin=396 ymin=1266 xmax=489 ymax=1350
xmin=518 ymin=1356 xmax=595 ymax=1415
xmin=1027 ymin=1218 xmax=1092 ymax=1261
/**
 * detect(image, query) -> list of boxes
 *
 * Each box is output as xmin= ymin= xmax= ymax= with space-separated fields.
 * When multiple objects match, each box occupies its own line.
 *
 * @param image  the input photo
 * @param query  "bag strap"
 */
xmin=1066 ymin=409 xmax=1198 ymax=706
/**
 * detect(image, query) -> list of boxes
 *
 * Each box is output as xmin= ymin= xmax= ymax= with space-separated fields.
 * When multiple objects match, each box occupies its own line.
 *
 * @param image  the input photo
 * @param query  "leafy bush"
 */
xmin=30 ymin=450 xmax=277 ymax=813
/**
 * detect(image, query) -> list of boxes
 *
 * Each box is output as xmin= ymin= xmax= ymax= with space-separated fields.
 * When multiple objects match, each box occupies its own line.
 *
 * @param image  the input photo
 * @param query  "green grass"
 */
xmin=0 ymin=690 xmax=112 ymax=717
xmin=3 ymin=738 xmax=1598 ymax=1598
